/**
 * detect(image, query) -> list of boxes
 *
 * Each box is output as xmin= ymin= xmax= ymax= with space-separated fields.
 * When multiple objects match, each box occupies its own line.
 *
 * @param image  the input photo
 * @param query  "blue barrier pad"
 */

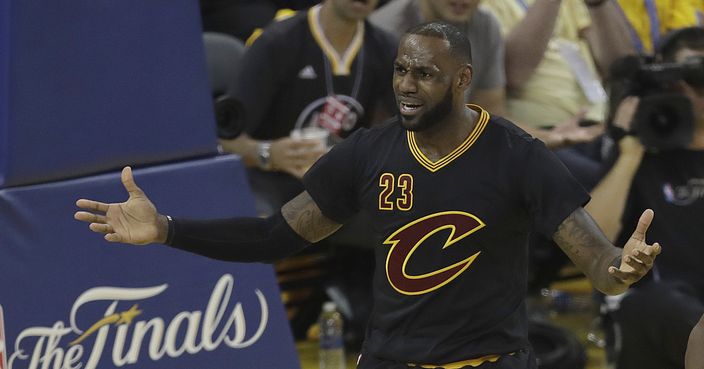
xmin=0 ymin=156 xmax=300 ymax=369
xmin=0 ymin=0 xmax=217 ymax=188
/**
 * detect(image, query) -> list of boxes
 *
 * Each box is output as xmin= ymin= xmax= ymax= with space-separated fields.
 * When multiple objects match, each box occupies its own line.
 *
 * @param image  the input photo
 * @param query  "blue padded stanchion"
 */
xmin=0 ymin=156 xmax=301 ymax=369
xmin=0 ymin=0 xmax=217 ymax=188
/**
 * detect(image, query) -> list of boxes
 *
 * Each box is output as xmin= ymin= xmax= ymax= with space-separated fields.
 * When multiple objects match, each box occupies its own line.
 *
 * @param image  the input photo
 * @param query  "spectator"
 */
xmin=615 ymin=0 xmax=701 ymax=55
xmin=481 ymin=0 xmax=633 ymax=131
xmin=585 ymin=26 xmax=704 ymax=369
xmin=218 ymin=0 xmax=396 ymax=215
xmin=369 ymin=0 xmax=507 ymax=115
xmin=216 ymin=0 xmax=397 ymax=341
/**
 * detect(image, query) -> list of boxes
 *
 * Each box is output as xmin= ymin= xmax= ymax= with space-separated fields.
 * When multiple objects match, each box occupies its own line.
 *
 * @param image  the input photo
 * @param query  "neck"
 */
xmin=319 ymin=2 xmax=359 ymax=53
xmin=418 ymin=0 xmax=438 ymax=22
xmin=414 ymin=105 xmax=479 ymax=159
xmin=418 ymin=0 xmax=466 ymax=26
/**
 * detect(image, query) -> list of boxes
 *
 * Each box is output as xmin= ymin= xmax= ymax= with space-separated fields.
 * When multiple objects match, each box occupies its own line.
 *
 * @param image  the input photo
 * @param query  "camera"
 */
xmin=213 ymin=93 xmax=245 ymax=139
xmin=609 ymin=55 xmax=704 ymax=149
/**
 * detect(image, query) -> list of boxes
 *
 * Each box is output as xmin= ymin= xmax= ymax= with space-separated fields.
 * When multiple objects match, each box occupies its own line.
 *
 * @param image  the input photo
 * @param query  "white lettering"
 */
xmin=7 ymin=274 xmax=270 ymax=369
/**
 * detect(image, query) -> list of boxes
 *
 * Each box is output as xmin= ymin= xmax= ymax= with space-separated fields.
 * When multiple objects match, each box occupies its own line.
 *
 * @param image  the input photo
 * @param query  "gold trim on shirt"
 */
xmin=409 ymin=351 xmax=515 ymax=368
xmin=407 ymin=104 xmax=489 ymax=173
xmin=308 ymin=4 xmax=364 ymax=75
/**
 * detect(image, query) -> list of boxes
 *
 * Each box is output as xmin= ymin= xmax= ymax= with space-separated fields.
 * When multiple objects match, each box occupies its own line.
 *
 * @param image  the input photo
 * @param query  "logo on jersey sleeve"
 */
xmin=384 ymin=211 xmax=485 ymax=295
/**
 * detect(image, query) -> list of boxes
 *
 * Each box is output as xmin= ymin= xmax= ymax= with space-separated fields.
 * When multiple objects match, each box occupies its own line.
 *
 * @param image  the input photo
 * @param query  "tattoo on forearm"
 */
xmin=553 ymin=208 xmax=622 ymax=293
xmin=553 ymin=211 xmax=600 ymax=257
xmin=282 ymin=192 xmax=341 ymax=242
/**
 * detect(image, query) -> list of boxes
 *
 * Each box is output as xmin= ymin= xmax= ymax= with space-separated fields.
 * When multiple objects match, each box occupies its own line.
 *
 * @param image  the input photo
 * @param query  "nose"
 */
xmin=397 ymin=73 xmax=417 ymax=94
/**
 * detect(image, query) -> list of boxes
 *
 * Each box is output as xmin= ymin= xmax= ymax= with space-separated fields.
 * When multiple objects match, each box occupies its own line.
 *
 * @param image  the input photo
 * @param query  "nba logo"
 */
xmin=0 ymin=305 xmax=6 ymax=369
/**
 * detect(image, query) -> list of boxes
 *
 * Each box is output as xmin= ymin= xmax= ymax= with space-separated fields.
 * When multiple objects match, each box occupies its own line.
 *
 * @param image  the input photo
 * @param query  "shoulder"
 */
xmin=470 ymin=7 xmax=503 ymax=33
xmin=368 ymin=0 xmax=416 ymax=38
xmin=338 ymin=117 xmax=401 ymax=152
xmin=479 ymin=0 xmax=523 ymax=33
xmin=249 ymin=11 xmax=308 ymax=48
xmin=484 ymin=114 xmax=540 ymax=152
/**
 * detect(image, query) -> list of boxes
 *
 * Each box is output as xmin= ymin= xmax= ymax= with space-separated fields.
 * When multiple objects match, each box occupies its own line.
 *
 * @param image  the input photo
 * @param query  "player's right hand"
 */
xmin=75 ymin=166 xmax=166 ymax=245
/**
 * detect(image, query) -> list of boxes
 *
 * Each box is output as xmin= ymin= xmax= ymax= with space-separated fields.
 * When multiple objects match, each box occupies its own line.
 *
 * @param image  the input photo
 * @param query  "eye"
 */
xmin=421 ymin=71 xmax=432 ymax=79
xmin=394 ymin=65 xmax=407 ymax=75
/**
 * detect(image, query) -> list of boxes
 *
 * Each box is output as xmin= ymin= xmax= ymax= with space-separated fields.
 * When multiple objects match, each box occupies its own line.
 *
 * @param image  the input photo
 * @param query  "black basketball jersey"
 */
xmin=234 ymin=6 xmax=397 ymax=141
xmin=303 ymin=105 xmax=590 ymax=364
xmin=616 ymin=149 xmax=704 ymax=293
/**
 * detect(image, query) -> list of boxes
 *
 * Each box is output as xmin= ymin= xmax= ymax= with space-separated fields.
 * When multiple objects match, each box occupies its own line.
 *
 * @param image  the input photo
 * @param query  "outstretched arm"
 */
xmin=552 ymin=207 xmax=661 ymax=295
xmin=75 ymin=167 xmax=343 ymax=263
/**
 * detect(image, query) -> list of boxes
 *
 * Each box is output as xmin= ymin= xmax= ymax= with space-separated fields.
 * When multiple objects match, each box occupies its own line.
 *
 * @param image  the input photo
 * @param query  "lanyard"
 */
xmin=645 ymin=0 xmax=661 ymax=52
xmin=614 ymin=0 xmax=661 ymax=54
xmin=312 ymin=5 xmax=365 ymax=99
xmin=322 ymin=46 xmax=364 ymax=100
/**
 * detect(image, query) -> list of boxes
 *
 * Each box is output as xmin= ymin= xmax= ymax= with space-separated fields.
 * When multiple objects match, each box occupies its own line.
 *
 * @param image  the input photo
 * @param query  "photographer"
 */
xmin=586 ymin=26 xmax=704 ymax=369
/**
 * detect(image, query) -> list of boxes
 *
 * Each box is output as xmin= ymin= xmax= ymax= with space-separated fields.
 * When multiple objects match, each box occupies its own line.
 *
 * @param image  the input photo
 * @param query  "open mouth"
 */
xmin=399 ymin=102 xmax=424 ymax=115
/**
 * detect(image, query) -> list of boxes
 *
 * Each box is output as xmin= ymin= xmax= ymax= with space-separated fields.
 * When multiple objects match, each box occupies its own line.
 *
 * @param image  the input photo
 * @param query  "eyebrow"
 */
xmin=394 ymin=60 xmax=441 ymax=73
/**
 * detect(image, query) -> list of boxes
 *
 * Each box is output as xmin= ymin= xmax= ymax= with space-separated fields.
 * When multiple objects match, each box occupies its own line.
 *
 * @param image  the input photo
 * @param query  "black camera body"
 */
xmin=610 ymin=55 xmax=704 ymax=150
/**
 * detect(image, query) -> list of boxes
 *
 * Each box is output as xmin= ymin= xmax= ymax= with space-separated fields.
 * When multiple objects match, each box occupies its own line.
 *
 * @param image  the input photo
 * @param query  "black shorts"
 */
xmin=356 ymin=348 xmax=537 ymax=369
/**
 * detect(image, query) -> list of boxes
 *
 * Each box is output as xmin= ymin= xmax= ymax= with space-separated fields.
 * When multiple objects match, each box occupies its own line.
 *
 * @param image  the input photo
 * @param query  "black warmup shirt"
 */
xmin=303 ymin=105 xmax=590 ymax=364
xmin=234 ymin=6 xmax=397 ymax=140
xmin=616 ymin=149 xmax=704 ymax=294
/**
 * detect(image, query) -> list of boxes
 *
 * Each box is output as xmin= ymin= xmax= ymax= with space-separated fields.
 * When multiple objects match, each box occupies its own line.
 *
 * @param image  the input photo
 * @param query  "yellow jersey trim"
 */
xmin=407 ymin=104 xmax=489 ymax=173
xmin=307 ymin=5 xmax=364 ymax=75
xmin=410 ymin=352 xmax=514 ymax=368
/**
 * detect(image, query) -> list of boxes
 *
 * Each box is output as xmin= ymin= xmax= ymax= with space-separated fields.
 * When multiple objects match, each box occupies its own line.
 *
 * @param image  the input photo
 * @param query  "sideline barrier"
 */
xmin=0 ymin=157 xmax=300 ymax=369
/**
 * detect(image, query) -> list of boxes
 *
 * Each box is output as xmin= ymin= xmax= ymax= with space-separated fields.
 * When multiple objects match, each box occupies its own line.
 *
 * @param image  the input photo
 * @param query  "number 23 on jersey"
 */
xmin=378 ymin=173 xmax=414 ymax=211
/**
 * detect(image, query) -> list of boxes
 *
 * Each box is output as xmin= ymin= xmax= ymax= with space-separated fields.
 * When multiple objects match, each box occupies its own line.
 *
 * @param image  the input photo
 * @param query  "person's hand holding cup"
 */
xmin=284 ymin=126 xmax=330 ymax=178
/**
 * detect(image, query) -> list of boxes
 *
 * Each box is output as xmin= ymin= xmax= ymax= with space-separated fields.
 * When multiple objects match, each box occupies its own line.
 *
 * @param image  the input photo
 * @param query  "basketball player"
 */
xmin=75 ymin=22 xmax=661 ymax=368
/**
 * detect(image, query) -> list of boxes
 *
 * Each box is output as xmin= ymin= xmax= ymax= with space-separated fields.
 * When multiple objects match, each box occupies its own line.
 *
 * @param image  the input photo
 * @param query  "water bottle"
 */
xmin=318 ymin=301 xmax=346 ymax=369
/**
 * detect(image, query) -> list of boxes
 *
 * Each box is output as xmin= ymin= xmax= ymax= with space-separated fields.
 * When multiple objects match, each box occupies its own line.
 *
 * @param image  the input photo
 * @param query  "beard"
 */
xmin=400 ymin=86 xmax=454 ymax=132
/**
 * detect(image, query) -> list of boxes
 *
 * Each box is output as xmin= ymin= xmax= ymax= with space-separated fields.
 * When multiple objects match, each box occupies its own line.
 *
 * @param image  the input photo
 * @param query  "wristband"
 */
xmin=165 ymin=215 xmax=175 ymax=245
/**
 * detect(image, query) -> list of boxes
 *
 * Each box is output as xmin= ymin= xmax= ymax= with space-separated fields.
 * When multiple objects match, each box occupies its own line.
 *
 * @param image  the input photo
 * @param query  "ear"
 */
xmin=456 ymin=64 xmax=473 ymax=90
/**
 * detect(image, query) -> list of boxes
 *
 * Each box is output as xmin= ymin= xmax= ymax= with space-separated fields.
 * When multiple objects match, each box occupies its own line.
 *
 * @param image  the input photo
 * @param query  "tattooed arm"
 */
xmin=74 ymin=167 xmax=343 ymax=263
xmin=552 ymin=207 xmax=661 ymax=295
xmin=156 ymin=192 xmax=343 ymax=262
xmin=282 ymin=191 xmax=343 ymax=242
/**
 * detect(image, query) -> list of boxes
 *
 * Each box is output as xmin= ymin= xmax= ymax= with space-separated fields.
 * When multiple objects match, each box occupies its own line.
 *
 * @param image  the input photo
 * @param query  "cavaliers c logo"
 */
xmin=384 ymin=211 xmax=485 ymax=295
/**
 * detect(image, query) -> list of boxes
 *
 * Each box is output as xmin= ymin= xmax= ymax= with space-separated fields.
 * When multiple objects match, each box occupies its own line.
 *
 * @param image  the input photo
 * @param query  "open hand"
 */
xmin=75 ymin=167 xmax=167 ymax=245
xmin=608 ymin=209 xmax=662 ymax=284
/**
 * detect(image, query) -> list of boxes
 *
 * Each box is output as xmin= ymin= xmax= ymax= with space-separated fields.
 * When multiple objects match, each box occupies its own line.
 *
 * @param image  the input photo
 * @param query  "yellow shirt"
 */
xmin=617 ymin=0 xmax=700 ymax=54
xmin=481 ymin=0 xmax=606 ymax=127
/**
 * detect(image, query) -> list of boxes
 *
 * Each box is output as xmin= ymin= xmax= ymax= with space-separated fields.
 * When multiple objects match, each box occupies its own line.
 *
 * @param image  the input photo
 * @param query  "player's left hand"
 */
xmin=609 ymin=209 xmax=662 ymax=284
